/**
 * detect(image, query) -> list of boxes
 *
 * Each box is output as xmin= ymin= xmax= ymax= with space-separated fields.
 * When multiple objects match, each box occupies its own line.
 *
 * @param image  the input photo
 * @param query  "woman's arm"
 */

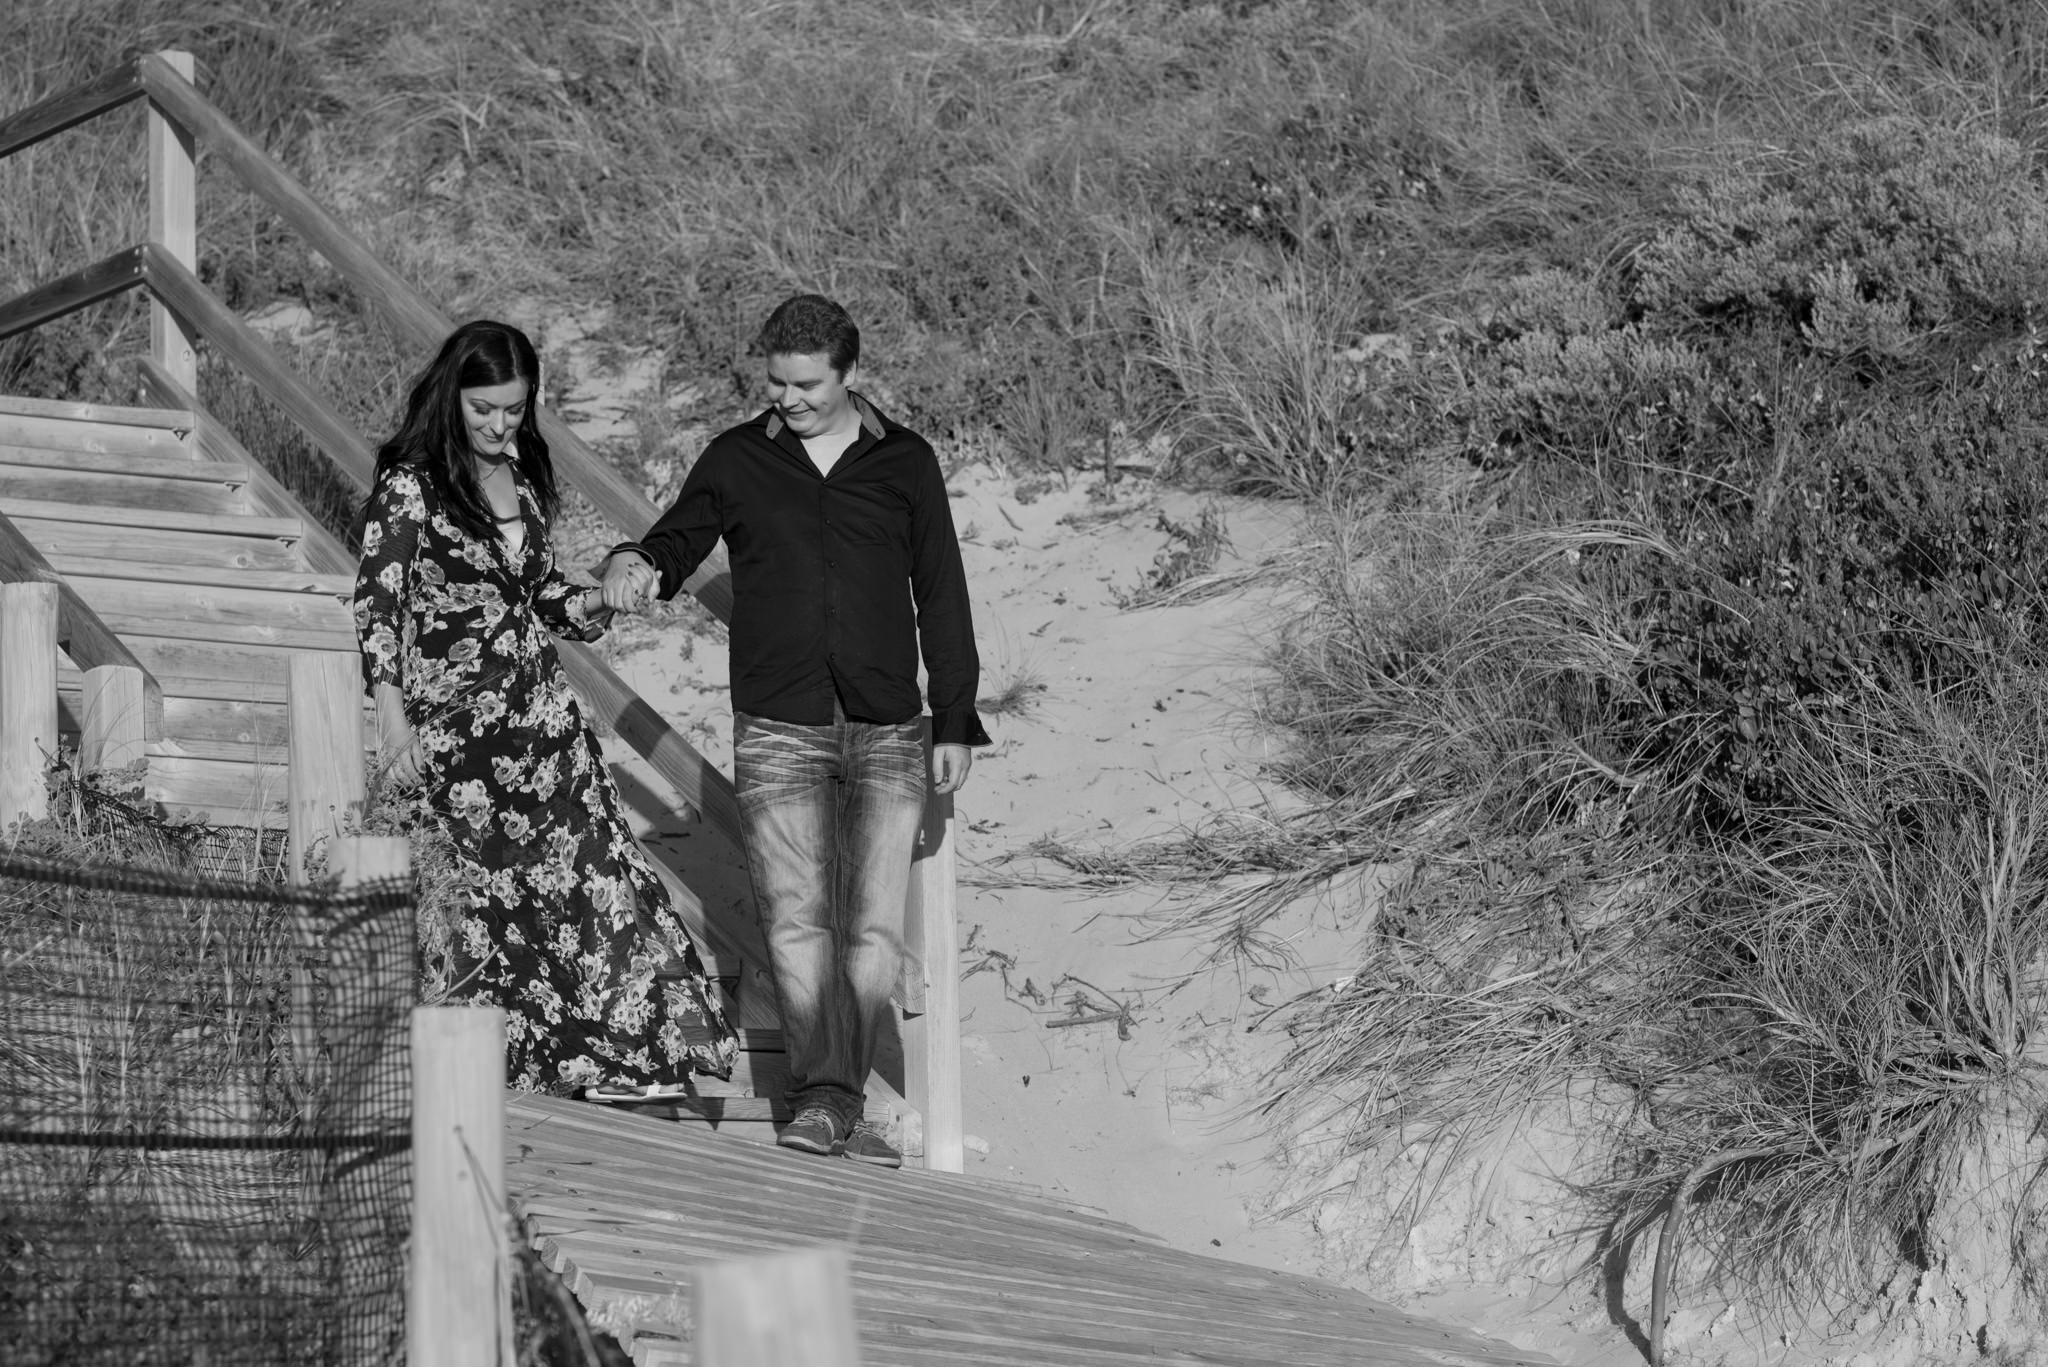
xmin=354 ymin=470 xmax=427 ymax=785
xmin=532 ymin=537 xmax=613 ymax=643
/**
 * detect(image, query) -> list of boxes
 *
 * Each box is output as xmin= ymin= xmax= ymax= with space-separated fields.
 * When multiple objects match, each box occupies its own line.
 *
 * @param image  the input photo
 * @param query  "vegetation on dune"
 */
xmin=12 ymin=0 xmax=2048 ymax=1354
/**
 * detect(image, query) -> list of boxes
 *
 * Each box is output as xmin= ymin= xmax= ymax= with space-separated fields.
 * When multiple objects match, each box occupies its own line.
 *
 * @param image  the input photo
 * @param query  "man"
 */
xmin=599 ymin=294 xmax=989 ymax=1168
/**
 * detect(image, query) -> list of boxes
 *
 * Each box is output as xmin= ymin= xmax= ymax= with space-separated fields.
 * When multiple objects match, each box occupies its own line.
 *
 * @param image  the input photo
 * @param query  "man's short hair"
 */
xmin=755 ymin=294 xmax=860 ymax=375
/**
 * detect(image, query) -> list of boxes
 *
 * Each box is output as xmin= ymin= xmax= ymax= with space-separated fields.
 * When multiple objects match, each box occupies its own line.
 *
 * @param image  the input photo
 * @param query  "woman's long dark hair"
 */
xmin=363 ymin=320 xmax=559 ymax=542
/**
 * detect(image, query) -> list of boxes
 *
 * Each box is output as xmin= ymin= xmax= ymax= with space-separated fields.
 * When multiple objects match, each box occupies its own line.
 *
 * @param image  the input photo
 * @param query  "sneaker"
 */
xmin=585 ymin=1080 xmax=691 ymax=1104
xmin=777 ymin=1106 xmax=845 ymax=1156
xmin=841 ymin=1118 xmax=903 ymax=1169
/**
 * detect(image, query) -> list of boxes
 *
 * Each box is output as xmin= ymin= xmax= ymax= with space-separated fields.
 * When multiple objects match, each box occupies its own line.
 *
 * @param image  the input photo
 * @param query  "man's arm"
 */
xmin=905 ymin=443 xmax=992 ymax=771
xmin=602 ymin=445 xmax=726 ymax=608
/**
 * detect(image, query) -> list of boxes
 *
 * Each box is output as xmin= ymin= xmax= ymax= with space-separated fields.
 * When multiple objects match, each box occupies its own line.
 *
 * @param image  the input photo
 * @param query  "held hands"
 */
xmin=598 ymin=552 xmax=660 ymax=614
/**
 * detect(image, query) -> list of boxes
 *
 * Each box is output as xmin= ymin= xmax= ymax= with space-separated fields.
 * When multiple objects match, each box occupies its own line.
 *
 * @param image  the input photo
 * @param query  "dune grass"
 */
xmin=12 ymin=0 xmax=2048 ymax=1348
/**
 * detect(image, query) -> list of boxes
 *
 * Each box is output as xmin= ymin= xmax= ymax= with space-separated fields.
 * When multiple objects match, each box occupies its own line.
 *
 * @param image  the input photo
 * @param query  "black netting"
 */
xmin=0 ymin=784 xmax=415 ymax=1366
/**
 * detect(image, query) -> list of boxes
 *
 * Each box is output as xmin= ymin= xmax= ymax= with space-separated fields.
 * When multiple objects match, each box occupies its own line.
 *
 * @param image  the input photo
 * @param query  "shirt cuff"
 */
xmin=932 ymin=709 xmax=992 ymax=748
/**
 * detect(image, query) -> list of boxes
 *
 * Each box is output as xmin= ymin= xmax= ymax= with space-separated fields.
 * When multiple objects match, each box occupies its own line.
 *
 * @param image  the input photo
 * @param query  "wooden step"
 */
xmin=0 ymin=409 xmax=192 ymax=458
xmin=60 ymin=637 xmax=356 ymax=704
xmin=144 ymin=753 xmax=289 ymax=829
xmin=57 ymin=689 xmax=338 ymax=760
xmin=0 ymin=465 xmax=251 ymax=517
xmin=0 ymin=495 xmax=301 ymax=538
xmin=13 ymin=514 xmax=309 ymax=571
xmin=0 ymin=444 xmax=237 ymax=482
xmin=68 ymin=575 xmax=356 ymax=652
xmin=0 ymin=394 xmax=193 ymax=430
xmin=47 ymin=554 xmax=353 ymax=596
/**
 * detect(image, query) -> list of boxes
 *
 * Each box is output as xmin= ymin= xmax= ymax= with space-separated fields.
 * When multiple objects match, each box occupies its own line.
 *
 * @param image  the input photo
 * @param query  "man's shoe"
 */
xmin=841 ymin=1119 xmax=903 ymax=1169
xmin=777 ymin=1106 xmax=845 ymax=1156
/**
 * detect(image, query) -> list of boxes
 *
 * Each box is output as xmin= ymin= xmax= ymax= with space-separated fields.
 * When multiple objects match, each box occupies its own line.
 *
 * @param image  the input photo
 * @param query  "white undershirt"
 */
xmin=801 ymin=427 xmax=860 ymax=476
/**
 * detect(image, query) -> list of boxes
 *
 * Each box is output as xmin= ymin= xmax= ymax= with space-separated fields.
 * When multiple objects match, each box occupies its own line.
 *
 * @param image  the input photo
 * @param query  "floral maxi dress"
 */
xmin=354 ymin=464 xmax=736 ymax=1092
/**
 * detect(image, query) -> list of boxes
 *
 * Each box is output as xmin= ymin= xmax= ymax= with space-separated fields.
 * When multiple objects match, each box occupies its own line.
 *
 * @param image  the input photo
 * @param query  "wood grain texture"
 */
xmin=0 ymin=464 xmax=248 ymax=516
xmin=412 ymin=1007 xmax=512 ymax=1367
xmin=502 ymin=1092 xmax=1560 ymax=1367
xmin=135 ymin=358 xmax=358 ymax=576
xmin=147 ymin=50 xmax=199 ymax=394
xmin=0 ymin=59 xmax=143 ymax=158
xmin=0 ymin=508 xmax=165 ymax=738
xmin=0 ymin=410 xmax=190 ymax=457
xmin=0 ymin=394 xmax=191 ymax=430
xmin=0 ymin=247 xmax=145 ymax=345
xmin=13 ymin=515 xmax=309 ymax=571
xmin=0 ymin=583 xmax=58 ymax=831
xmin=286 ymin=650 xmax=365 ymax=884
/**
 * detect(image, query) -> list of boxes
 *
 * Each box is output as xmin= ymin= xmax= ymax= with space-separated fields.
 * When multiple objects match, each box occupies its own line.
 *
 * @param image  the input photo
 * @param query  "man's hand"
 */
xmin=932 ymin=743 xmax=973 ymax=795
xmin=599 ymin=551 xmax=659 ymax=613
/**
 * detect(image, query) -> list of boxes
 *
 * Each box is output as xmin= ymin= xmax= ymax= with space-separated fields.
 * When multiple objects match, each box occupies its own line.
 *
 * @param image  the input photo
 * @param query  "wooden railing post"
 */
xmin=287 ymin=651 xmax=365 ymax=885
xmin=80 ymin=663 xmax=147 ymax=775
xmin=901 ymin=720 xmax=964 ymax=1173
xmin=409 ymin=1006 xmax=509 ymax=1367
xmin=146 ymin=50 xmax=197 ymax=394
xmin=0 ymin=582 xmax=58 ymax=834
xmin=695 ymin=1246 xmax=861 ymax=1367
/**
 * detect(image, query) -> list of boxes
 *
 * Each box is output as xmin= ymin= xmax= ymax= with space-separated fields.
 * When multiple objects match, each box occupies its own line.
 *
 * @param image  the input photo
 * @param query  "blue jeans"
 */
xmin=733 ymin=708 xmax=928 ymax=1128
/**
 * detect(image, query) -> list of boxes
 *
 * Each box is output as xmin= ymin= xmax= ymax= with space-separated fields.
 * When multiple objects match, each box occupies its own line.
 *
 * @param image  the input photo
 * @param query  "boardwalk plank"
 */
xmin=530 ymin=1222 xmax=1537 ymax=1365
xmin=504 ymin=1095 xmax=1560 ymax=1367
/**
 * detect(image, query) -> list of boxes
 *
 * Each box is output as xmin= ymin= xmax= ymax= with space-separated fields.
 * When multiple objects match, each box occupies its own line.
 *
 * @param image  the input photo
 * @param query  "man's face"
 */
xmin=764 ymin=351 xmax=857 ymax=439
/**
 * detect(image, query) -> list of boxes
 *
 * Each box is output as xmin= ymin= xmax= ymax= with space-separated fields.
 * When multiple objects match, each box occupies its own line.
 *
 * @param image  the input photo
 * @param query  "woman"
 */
xmin=354 ymin=319 xmax=735 ymax=1096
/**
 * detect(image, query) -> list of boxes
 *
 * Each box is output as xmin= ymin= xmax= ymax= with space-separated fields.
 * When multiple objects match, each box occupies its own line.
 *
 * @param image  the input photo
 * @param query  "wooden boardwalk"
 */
xmin=506 ymin=1093 xmax=1559 ymax=1367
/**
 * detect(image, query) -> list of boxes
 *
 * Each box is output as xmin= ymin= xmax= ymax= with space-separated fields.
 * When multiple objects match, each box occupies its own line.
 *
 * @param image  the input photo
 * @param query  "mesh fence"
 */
xmin=0 ymin=784 xmax=416 ymax=1366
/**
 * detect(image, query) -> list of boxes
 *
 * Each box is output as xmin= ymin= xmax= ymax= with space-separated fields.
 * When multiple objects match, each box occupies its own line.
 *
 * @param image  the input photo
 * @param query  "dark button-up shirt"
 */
xmin=615 ymin=395 xmax=991 ymax=747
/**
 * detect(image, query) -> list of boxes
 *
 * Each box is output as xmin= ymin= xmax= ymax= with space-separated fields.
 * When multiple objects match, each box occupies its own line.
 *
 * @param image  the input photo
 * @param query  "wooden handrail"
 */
xmin=139 ymin=243 xmax=379 ymax=486
xmin=0 ymin=61 xmax=144 ymax=161
xmin=0 ymin=510 xmax=164 ymax=741
xmin=130 ymin=243 xmax=757 ymax=925
xmin=0 ymin=248 xmax=146 ymax=344
xmin=129 ymin=55 xmax=735 ymax=621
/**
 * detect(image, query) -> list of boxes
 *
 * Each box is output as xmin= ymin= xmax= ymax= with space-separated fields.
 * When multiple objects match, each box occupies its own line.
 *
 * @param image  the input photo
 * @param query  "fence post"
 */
xmin=80 ymin=662 xmax=148 ymax=775
xmin=332 ymin=835 xmax=413 ymax=1367
xmin=695 ymin=1245 xmax=861 ymax=1367
xmin=410 ymin=1006 xmax=509 ymax=1367
xmin=147 ymin=49 xmax=198 ymax=394
xmin=287 ymin=651 xmax=365 ymax=886
xmin=0 ymin=582 xmax=59 ymax=834
xmin=901 ymin=721 xmax=964 ymax=1172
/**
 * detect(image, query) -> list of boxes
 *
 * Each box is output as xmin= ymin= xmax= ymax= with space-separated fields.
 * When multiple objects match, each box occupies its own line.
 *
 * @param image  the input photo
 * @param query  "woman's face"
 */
xmin=460 ymin=377 xmax=529 ymax=461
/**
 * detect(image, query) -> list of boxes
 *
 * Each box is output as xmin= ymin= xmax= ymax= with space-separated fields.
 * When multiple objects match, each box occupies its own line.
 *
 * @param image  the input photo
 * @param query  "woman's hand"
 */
xmin=599 ymin=552 xmax=659 ymax=613
xmin=375 ymin=684 xmax=423 ymax=788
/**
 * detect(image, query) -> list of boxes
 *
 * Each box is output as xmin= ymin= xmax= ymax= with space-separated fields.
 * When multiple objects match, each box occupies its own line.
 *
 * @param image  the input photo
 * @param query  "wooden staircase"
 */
xmin=0 ymin=392 xmax=362 ymax=828
xmin=2 ymin=44 xmax=959 ymax=1172
xmin=0 ymin=388 xmax=818 ymax=1122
